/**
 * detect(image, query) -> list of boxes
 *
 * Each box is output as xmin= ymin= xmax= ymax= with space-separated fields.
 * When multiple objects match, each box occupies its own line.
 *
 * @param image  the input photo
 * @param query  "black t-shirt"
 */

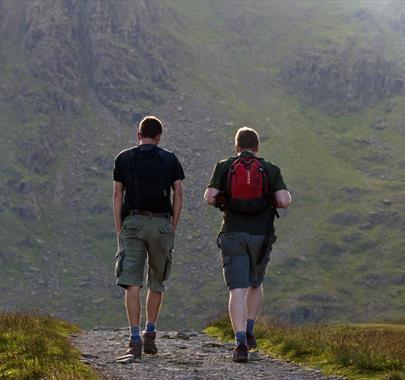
xmin=207 ymin=152 xmax=287 ymax=234
xmin=113 ymin=144 xmax=185 ymax=218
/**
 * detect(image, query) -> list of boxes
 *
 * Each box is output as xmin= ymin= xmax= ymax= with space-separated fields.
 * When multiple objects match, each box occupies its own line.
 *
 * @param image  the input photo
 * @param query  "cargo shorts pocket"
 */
xmin=159 ymin=222 xmax=174 ymax=250
xmin=262 ymin=245 xmax=272 ymax=263
xmin=115 ymin=248 xmax=125 ymax=279
xmin=222 ymin=255 xmax=232 ymax=286
xmin=125 ymin=219 xmax=144 ymax=231
xmin=161 ymin=249 xmax=173 ymax=282
xmin=218 ymin=233 xmax=245 ymax=257
xmin=159 ymin=224 xmax=175 ymax=236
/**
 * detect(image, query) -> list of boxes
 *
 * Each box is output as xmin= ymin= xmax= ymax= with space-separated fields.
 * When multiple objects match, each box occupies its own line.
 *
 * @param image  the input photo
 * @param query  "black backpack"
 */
xmin=127 ymin=145 xmax=170 ymax=210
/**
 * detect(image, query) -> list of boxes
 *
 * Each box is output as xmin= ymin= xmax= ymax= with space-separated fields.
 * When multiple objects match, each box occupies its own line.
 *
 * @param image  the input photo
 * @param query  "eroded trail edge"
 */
xmin=73 ymin=328 xmax=345 ymax=380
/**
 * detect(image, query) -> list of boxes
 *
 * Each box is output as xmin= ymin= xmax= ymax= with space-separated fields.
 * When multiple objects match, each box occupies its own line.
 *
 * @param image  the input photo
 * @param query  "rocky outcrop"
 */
xmin=281 ymin=43 xmax=404 ymax=113
xmin=2 ymin=0 xmax=177 ymax=120
xmin=22 ymin=1 xmax=83 ymax=112
xmin=18 ymin=124 xmax=58 ymax=175
xmin=79 ymin=0 xmax=176 ymax=123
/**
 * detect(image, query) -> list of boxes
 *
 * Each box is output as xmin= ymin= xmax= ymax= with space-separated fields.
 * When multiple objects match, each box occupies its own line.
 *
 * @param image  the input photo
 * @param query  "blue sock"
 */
xmin=235 ymin=331 xmax=247 ymax=347
xmin=130 ymin=326 xmax=141 ymax=343
xmin=246 ymin=319 xmax=255 ymax=335
xmin=145 ymin=321 xmax=156 ymax=333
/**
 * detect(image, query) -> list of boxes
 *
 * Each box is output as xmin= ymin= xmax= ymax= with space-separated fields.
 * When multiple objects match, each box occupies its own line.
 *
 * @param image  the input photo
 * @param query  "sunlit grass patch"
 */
xmin=0 ymin=312 xmax=98 ymax=380
xmin=205 ymin=316 xmax=405 ymax=380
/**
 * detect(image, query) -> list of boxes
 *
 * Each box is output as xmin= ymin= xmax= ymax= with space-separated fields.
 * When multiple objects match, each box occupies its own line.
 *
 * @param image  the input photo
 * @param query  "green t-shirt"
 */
xmin=207 ymin=152 xmax=287 ymax=234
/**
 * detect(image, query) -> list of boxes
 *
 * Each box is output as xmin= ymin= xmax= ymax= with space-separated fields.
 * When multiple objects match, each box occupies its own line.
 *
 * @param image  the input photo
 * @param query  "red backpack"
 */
xmin=226 ymin=154 xmax=270 ymax=214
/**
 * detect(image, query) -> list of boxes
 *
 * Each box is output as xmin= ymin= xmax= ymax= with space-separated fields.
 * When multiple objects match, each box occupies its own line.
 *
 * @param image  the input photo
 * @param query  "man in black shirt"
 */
xmin=113 ymin=116 xmax=184 ymax=359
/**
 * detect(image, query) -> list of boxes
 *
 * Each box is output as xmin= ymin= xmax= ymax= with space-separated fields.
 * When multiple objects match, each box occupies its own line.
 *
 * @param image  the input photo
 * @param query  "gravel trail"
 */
xmin=73 ymin=328 xmax=345 ymax=380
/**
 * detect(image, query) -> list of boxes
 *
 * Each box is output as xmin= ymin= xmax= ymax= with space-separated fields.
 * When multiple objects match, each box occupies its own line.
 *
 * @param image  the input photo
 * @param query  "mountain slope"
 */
xmin=0 ymin=0 xmax=404 ymax=328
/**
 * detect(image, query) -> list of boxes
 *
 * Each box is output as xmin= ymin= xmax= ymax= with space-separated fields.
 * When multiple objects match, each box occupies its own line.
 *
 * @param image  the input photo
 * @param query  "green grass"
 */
xmin=205 ymin=316 xmax=405 ymax=380
xmin=0 ymin=312 xmax=98 ymax=380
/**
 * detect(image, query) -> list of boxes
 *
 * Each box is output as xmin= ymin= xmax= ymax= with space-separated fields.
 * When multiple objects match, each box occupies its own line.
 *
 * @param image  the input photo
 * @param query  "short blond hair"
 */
xmin=235 ymin=127 xmax=260 ymax=150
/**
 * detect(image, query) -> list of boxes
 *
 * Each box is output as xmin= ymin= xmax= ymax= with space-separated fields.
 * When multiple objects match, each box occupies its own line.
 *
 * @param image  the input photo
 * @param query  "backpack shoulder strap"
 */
xmin=226 ymin=156 xmax=244 ymax=194
xmin=259 ymin=159 xmax=279 ymax=217
xmin=219 ymin=157 xmax=236 ymax=192
xmin=256 ymin=158 xmax=270 ymax=194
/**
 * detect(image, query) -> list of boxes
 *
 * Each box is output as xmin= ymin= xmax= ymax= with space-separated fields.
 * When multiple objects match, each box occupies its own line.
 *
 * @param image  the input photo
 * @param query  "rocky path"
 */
xmin=73 ymin=329 xmax=344 ymax=380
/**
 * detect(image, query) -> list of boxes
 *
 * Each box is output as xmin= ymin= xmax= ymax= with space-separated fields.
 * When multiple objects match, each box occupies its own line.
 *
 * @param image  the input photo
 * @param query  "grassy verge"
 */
xmin=0 ymin=312 xmax=98 ymax=380
xmin=205 ymin=316 xmax=405 ymax=380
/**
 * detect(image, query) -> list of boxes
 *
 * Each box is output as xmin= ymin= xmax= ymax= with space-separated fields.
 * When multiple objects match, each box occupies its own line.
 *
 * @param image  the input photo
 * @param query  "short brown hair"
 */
xmin=139 ymin=116 xmax=163 ymax=138
xmin=235 ymin=127 xmax=260 ymax=150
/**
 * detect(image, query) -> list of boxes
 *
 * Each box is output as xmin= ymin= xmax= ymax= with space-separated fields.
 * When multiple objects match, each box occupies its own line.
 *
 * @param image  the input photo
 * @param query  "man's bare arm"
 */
xmin=171 ymin=179 xmax=183 ymax=231
xmin=204 ymin=187 xmax=220 ymax=206
xmin=274 ymin=189 xmax=292 ymax=208
xmin=113 ymin=181 xmax=124 ymax=246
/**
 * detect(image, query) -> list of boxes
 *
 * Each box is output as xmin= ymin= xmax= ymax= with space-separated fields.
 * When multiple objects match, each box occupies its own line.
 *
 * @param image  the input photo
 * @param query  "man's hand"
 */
xmin=171 ymin=219 xmax=177 ymax=233
xmin=116 ymin=228 xmax=122 ymax=248
xmin=171 ymin=179 xmax=183 ymax=233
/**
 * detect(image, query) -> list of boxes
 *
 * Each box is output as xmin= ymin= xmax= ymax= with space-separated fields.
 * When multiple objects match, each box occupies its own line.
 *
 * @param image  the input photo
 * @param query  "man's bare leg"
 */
xmin=125 ymin=285 xmax=141 ymax=326
xmin=229 ymin=288 xmax=248 ymax=336
xmin=143 ymin=289 xmax=162 ymax=355
xmin=125 ymin=285 xmax=142 ymax=356
xmin=246 ymin=285 xmax=263 ymax=321
xmin=229 ymin=287 xmax=249 ymax=364
xmin=245 ymin=285 xmax=263 ymax=349
xmin=146 ymin=289 xmax=163 ymax=324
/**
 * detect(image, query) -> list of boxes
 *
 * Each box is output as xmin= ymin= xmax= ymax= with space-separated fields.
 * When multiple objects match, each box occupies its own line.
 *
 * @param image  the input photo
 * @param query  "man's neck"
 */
xmin=139 ymin=138 xmax=158 ymax=145
xmin=237 ymin=150 xmax=256 ymax=156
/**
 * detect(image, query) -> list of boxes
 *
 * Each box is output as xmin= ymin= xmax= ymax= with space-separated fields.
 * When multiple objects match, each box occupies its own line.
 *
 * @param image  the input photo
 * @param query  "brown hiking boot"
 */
xmin=246 ymin=332 xmax=257 ymax=350
xmin=232 ymin=343 xmax=248 ymax=363
xmin=142 ymin=331 xmax=157 ymax=355
xmin=125 ymin=339 xmax=142 ymax=358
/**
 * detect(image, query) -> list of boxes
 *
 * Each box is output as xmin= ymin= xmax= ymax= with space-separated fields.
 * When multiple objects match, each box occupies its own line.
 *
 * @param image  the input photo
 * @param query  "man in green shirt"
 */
xmin=204 ymin=127 xmax=291 ymax=363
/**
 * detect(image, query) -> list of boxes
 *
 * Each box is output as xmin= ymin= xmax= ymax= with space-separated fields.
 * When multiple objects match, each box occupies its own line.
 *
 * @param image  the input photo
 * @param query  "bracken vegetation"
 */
xmin=205 ymin=316 xmax=405 ymax=380
xmin=0 ymin=312 xmax=98 ymax=380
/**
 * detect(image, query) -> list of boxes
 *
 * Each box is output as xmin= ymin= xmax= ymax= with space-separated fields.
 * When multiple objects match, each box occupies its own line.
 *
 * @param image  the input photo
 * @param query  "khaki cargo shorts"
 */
xmin=115 ymin=214 xmax=174 ymax=292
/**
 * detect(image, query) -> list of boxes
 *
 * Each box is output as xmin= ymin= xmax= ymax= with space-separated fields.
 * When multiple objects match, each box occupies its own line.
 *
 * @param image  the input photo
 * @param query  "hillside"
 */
xmin=0 ymin=0 xmax=404 ymax=329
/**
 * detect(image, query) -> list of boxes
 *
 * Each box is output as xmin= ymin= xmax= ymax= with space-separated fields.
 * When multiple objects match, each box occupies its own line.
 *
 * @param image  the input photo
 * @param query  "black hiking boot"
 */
xmin=142 ymin=331 xmax=158 ymax=355
xmin=246 ymin=332 xmax=257 ymax=350
xmin=233 ymin=343 xmax=248 ymax=363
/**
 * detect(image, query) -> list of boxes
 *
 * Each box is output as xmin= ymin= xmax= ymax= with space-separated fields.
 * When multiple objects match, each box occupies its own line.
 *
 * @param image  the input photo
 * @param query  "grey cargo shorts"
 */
xmin=217 ymin=232 xmax=271 ymax=290
xmin=115 ymin=214 xmax=174 ymax=292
